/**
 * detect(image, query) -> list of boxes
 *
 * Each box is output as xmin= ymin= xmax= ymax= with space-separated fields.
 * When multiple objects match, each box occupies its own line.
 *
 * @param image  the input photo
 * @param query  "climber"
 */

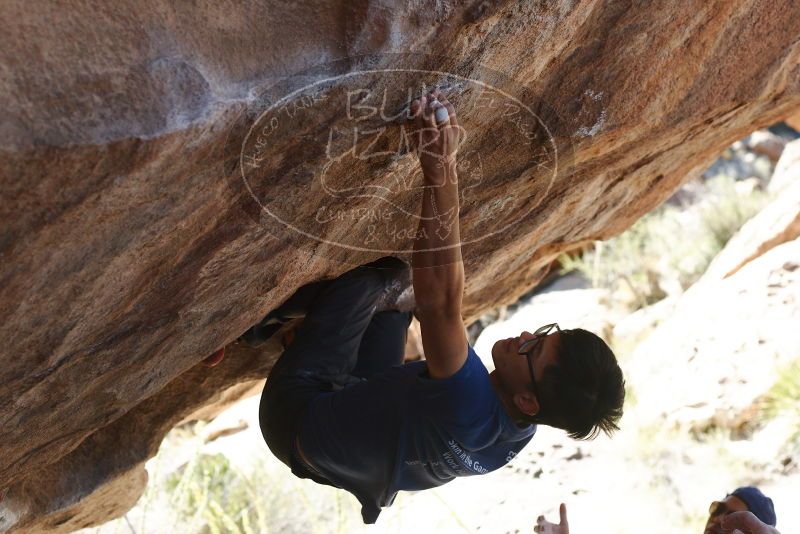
xmin=533 ymin=486 xmax=779 ymax=534
xmin=252 ymin=88 xmax=626 ymax=524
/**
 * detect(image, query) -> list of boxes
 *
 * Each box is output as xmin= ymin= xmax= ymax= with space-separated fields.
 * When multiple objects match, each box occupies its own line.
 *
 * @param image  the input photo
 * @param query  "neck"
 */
xmin=488 ymin=370 xmax=524 ymax=424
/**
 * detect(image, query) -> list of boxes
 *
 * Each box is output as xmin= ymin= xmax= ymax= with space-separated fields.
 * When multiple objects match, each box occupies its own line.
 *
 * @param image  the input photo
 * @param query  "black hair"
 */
xmin=523 ymin=328 xmax=625 ymax=440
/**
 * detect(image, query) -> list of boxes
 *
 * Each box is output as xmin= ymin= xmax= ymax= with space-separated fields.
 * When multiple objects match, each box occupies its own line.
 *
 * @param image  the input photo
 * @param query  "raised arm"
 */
xmin=408 ymin=89 xmax=467 ymax=379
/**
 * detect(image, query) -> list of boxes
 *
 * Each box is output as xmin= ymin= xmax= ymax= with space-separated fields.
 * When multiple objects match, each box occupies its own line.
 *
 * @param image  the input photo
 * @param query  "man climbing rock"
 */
xmin=255 ymin=88 xmax=626 ymax=523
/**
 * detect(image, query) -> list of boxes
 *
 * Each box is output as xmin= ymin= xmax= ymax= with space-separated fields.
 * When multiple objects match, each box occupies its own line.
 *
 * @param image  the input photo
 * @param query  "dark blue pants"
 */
xmin=257 ymin=259 xmax=412 ymax=481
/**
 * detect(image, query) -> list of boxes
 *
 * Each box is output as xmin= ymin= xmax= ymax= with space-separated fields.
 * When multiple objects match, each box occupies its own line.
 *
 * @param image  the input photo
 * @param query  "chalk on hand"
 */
xmin=433 ymin=103 xmax=450 ymax=124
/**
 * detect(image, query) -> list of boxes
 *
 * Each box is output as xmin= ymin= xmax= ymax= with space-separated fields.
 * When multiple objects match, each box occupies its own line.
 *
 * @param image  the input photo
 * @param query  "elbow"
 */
xmin=416 ymin=301 xmax=463 ymax=323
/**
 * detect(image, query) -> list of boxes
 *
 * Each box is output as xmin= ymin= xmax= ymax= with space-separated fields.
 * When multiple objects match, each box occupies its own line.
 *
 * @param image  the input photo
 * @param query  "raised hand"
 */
xmin=534 ymin=503 xmax=570 ymax=534
xmin=721 ymin=511 xmax=781 ymax=534
xmin=407 ymin=88 xmax=461 ymax=184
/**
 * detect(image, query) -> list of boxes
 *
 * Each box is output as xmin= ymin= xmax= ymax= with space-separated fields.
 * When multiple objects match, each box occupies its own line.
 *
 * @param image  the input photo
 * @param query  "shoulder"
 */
xmin=415 ymin=344 xmax=486 ymax=385
xmin=408 ymin=346 xmax=499 ymax=424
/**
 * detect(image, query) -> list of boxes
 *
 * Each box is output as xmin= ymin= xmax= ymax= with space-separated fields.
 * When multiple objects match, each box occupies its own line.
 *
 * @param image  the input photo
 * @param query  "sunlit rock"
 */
xmin=628 ymin=238 xmax=800 ymax=429
xmin=2 ymin=0 xmax=800 ymax=530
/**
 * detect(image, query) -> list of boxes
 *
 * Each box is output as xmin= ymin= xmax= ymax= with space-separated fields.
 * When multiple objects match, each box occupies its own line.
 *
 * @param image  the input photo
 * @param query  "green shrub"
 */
xmin=559 ymin=175 xmax=771 ymax=311
xmin=167 ymin=453 xmax=269 ymax=534
xmin=759 ymin=361 xmax=800 ymax=451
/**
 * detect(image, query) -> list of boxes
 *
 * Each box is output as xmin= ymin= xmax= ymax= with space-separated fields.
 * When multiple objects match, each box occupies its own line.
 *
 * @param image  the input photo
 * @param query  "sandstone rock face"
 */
xmin=628 ymin=238 xmax=800 ymax=429
xmin=2 ymin=1 xmax=800 ymax=531
xmin=702 ymin=179 xmax=800 ymax=280
xmin=769 ymin=138 xmax=800 ymax=193
xmin=747 ymin=130 xmax=788 ymax=163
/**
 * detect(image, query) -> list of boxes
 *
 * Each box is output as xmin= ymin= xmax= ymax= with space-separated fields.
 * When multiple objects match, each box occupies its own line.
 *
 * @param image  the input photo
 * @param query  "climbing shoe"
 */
xmin=202 ymin=347 xmax=226 ymax=367
xmin=239 ymin=312 xmax=292 ymax=347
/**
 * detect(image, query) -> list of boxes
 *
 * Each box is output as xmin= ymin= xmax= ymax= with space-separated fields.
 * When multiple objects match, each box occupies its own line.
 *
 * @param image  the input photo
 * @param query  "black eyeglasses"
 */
xmin=708 ymin=501 xmax=732 ymax=519
xmin=517 ymin=323 xmax=560 ymax=412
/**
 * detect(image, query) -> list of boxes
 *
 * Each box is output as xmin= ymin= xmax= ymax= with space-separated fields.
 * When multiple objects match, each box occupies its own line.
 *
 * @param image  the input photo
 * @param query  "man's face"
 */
xmin=703 ymin=495 xmax=749 ymax=534
xmin=491 ymin=328 xmax=561 ymax=412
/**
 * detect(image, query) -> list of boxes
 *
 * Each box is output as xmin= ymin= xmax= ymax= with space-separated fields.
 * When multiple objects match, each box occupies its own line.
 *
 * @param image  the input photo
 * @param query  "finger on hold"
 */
xmin=409 ymin=99 xmax=420 ymax=120
xmin=438 ymin=95 xmax=458 ymax=129
xmin=414 ymin=95 xmax=428 ymax=123
xmin=413 ymin=95 xmax=428 ymax=130
xmin=720 ymin=512 xmax=759 ymax=531
xmin=422 ymin=96 xmax=437 ymax=130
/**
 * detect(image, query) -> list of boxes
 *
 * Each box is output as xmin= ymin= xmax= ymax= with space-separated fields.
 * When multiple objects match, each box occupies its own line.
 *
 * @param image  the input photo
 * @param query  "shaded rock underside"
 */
xmin=1 ymin=0 xmax=799 ymax=531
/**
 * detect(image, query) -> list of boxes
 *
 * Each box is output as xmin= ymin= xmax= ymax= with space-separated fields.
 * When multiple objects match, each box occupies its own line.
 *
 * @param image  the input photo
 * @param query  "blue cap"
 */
xmin=729 ymin=486 xmax=777 ymax=527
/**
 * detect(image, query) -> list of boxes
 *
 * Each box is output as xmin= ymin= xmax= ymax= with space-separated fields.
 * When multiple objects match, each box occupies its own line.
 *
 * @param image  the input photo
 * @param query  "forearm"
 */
xmin=412 ymin=163 xmax=464 ymax=312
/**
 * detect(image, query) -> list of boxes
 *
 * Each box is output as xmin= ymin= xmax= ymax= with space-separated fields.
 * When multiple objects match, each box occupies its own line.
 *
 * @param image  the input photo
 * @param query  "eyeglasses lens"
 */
xmin=535 ymin=324 xmax=553 ymax=336
xmin=518 ymin=324 xmax=556 ymax=354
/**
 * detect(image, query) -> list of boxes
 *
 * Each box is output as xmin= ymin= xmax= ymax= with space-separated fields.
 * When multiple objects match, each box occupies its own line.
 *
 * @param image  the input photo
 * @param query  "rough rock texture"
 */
xmin=1 ymin=338 xmax=282 ymax=533
xmin=2 ymin=0 xmax=800 ymax=531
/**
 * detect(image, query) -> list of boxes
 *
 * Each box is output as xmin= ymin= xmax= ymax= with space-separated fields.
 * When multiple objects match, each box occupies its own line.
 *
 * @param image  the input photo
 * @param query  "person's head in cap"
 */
xmin=704 ymin=486 xmax=776 ymax=534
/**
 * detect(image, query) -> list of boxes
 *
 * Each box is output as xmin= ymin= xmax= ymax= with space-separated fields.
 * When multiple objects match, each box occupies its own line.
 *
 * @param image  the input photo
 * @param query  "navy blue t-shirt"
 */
xmin=296 ymin=344 xmax=536 ymax=523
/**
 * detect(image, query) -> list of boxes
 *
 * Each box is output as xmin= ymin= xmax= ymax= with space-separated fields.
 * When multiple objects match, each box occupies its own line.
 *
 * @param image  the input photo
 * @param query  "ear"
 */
xmin=513 ymin=390 xmax=539 ymax=417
